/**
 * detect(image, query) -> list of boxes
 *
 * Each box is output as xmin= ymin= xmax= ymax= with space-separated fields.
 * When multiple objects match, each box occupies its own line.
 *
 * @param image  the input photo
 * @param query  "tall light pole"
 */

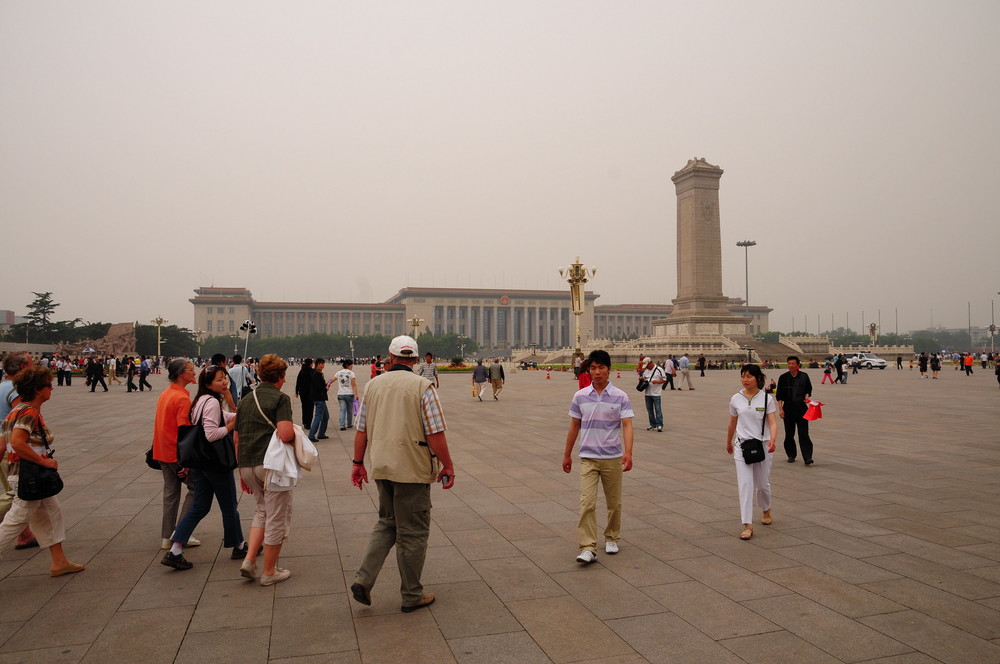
xmin=347 ymin=333 xmax=357 ymax=360
xmin=151 ymin=316 xmax=168 ymax=358
xmin=990 ymin=299 xmax=996 ymax=355
xmin=458 ymin=334 xmax=468 ymax=361
xmin=736 ymin=240 xmax=756 ymax=336
xmin=195 ymin=329 xmax=205 ymax=360
xmin=558 ymin=257 xmax=596 ymax=356
xmin=239 ymin=319 xmax=257 ymax=358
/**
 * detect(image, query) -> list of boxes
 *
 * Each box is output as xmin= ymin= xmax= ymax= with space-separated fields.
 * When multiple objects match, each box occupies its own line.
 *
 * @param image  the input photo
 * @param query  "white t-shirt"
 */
xmin=728 ymin=389 xmax=777 ymax=446
xmin=642 ymin=366 xmax=666 ymax=397
xmin=335 ymin=369 xmax=356 ymax=396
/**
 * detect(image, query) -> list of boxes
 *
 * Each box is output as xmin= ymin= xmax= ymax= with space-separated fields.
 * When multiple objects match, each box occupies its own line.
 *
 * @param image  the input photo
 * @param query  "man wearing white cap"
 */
xmin=350 ymin=335 xmax=456 ymax=614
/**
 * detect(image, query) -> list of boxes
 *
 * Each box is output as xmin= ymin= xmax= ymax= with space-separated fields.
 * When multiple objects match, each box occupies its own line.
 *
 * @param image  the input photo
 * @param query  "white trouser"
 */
xmin=0 ymin=477 xmax=66 ymax=555
xmin=734 ymin=447 xmax=772 ymax=525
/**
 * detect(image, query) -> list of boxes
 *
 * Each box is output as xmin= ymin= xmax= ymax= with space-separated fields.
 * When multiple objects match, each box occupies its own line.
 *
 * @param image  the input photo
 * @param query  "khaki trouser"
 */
xmin=491 ymin=379 xmax=503 ymax=397
xmin=355 ymin=480 xmax=431 ymax=606
xmin=0 ymin=478 xmax=65 ymax=554
xmin=577 ymin=457 xmax=622 ymax=552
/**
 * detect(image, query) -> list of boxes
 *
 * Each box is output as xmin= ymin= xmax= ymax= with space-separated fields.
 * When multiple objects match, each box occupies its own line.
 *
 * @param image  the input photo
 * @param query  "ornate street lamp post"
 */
xmin=151 ymin=316 xmax=168 ymax=359
xmin=558 ymin=257 xmax=597 ymax=356
xmin=195 ymin=329 xmax=205 ymax=360
xmin=408 ymin=316 xmax=425 ymax=338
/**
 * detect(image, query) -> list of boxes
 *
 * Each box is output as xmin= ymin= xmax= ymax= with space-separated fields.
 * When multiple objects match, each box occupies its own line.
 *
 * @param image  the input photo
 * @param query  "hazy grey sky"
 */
xmin=3 ymin=1 xmax=998 ymax=335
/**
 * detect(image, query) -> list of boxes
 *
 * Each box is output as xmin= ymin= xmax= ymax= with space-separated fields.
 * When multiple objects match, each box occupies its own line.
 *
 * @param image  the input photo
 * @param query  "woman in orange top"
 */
xmin=152 ymin=359 xmax=200 ymax=549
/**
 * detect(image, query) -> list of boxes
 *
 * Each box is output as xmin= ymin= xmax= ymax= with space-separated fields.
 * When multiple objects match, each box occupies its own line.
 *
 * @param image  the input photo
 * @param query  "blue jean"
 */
xmin=338 ymin=394 xmax=355 ymax=428
xmin=644 ymin=395 xmax=662 ymax=428
xmin=309 ymin=400 xmax=330 ymax=439
xmin=173 ymin=467 xmax=243 ymax=548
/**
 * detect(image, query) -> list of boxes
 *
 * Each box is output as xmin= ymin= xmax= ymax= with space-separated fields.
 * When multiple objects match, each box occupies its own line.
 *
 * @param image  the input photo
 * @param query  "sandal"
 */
xmin=761 ymin=510 xmax=772 ymax=526
xmin=739 ymin=526 xmax=753 ymax=541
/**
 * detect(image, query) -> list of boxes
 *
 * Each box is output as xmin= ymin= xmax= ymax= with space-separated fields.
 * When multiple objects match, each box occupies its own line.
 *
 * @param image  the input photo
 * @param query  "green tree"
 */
xmin=24 ymin=291 xmax=58 ymax=329
xmin=135 ymin=324 xmax=197 ymax=357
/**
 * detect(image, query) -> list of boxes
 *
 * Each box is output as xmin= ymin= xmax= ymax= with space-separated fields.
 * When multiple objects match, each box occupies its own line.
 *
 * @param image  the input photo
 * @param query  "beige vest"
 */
xmin=364 ymin=370 xmax=438 ymax=483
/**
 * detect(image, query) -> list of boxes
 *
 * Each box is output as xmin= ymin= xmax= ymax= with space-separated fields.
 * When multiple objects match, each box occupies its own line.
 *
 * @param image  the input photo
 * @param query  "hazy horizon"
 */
xmin=3 ymin=1 xmax=998 ymax=336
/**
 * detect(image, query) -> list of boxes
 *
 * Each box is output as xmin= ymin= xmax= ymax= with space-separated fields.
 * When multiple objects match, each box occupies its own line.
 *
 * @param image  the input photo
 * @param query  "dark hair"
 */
xmin=211 ymin=353 xmax=227 ymax=366
xmin=301 ymin=358 xmax=313 ymax=368
xmin=232 ymin=354 xmax=243 ymax=364
xmin=342 ymin=359 xmax=353 ymax=368
xmin=190 ymin=366 xmax=228 ymax=417
xmin=314 ymin=358 xmax=325 ymax=365
xmin=741 ymin=363 xmax=766 ymax=388
xmin=13 ymin=366 xmax=53 ymax=401
xmin=580 ymin=359 xmax=592 ymax=374
xmin=587 ymin=349 xmax=611 ymax=368
xmin=786 ymin=355 xmax=800 ymax=365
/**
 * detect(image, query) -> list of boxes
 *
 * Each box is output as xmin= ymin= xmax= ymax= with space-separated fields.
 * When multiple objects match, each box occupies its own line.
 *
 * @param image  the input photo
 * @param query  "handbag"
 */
xmin=145 ymin=447 xmax=161 ymax=470
xmin=177 ymin=398 xmax=237 ymax=471
xmin=740 ymin=391 xmax=768 ymax=465
xmin=16 ymin=421 xmax=63 ymax=501
xmin=252 ymin=387 xmax=317 ymax=477
xmin=635 ymin=366 xmax=661 ymax=392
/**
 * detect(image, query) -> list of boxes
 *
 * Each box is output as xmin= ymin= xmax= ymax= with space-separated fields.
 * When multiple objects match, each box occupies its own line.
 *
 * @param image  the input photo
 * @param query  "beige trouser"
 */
xmin=239 ymin=465 xmax=293 ymax=546
xmin=491 ymin=379 xmax=503 ymax=397
xmin=577 ymin=457 xmax=622 ymax=552
xmin=0 ymin=477 xmax=65 ymax=555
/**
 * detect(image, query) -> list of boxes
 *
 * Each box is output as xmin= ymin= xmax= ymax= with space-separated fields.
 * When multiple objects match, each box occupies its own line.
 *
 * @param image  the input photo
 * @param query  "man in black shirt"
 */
xmin=776 ymin=356 xmax=814 ymax=465
xmin=308 ymin=358 xmax=330 ymax=442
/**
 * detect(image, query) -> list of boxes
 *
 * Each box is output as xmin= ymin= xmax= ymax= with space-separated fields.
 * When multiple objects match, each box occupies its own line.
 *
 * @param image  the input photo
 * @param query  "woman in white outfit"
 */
xmin=725 ymin=364 xmax=777 ymax=541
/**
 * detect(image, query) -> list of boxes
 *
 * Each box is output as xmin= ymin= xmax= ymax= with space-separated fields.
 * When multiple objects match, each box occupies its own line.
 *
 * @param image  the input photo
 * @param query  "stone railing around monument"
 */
xmin=830 ymin=344 xmax=915 ymax=357
xmin=779 ymin=335 xmax=830 ymax=355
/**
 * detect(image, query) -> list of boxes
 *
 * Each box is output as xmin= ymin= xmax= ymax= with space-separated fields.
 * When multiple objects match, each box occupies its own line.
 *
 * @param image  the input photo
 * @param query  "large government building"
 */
xmin=191 ymin=286 xmax=770 ymax=353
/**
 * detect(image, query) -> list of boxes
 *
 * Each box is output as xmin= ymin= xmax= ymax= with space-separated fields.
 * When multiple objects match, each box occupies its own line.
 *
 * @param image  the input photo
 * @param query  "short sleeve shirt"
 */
xmin=2 ymin=404 xmax=52 ymax=456
xmin=568 ymin=382 xmax=634 ymax=459
xmin=335 ymin=369 xmax=356 ymax=396
xmin=728 ymin=390 xmax=777 ymax=444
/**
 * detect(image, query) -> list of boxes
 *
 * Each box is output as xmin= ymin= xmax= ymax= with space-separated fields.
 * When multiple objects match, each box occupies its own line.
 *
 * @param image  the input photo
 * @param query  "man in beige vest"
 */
xmin=350 ymin=335 xmax=456 ymax=613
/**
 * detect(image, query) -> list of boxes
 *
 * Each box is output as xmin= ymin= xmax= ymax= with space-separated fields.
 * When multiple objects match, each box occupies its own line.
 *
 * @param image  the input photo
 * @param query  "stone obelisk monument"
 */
xmin=656 ymin=158 xmax=749 ymax=336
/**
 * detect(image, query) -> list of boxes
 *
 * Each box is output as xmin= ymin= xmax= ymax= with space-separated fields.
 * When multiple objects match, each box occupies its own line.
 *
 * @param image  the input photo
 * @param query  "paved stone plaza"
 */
xmin=0 ymin=362 xmax=997 ymax=663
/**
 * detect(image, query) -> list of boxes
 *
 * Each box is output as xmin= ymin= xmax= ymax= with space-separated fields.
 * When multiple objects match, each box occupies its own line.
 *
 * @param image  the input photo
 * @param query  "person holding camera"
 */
xmin=725 ymin=364 xmax=777 ymax=541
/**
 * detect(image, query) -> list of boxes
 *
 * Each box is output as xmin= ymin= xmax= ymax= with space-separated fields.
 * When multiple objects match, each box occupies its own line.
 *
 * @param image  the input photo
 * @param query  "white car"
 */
xmin=845 ymin=352 xmax=887 ymax=369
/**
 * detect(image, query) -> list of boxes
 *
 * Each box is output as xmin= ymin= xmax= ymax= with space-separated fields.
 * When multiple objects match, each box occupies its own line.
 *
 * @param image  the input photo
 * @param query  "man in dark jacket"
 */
xmin=295 ymin=358 xmax=314 ymax=427
xmin=776 ymin=356 xmax=813 ymax=465
xmin=308 ymin=358 xmax=330 ymax=442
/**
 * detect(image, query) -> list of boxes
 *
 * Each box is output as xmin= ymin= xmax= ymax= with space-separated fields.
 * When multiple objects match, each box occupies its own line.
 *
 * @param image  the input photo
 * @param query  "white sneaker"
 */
xmin=605 ymin=542 xmax=619 ymax=554
xmin=576 ymin=550 xmax=597 ymax=564
xmin=260 ymin=567 xmax=291 ymax=586
xmin=185 ymin=536 xmax=201 ymax=547
xmin=165 ymin=534 xmax=201 ymax=548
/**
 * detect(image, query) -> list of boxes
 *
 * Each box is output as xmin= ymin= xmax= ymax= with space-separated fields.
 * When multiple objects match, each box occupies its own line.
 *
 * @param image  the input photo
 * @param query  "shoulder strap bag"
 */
xmin=16 ymin=409 xmax=64 ymax=501
xmin=740 ymin=391 xmax=768 ymax=465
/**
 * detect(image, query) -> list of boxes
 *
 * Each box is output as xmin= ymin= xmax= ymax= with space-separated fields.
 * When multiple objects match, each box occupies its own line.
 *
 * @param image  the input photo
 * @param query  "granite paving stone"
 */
xmin=642 ymin=580 xmax=780 ymax=640
xmin=741 ymin=593 xmax=912 ymax=662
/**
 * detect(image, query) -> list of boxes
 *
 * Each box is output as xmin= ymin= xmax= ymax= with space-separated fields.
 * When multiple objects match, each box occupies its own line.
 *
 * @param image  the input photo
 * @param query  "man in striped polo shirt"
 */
xmin=562 ymin=349 xmax=634 ymax=564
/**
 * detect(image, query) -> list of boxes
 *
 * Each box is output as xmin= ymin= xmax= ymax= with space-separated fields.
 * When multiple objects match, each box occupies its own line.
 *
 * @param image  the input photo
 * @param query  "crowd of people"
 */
xmin=0 ymin=338 xmax=996 ymax=614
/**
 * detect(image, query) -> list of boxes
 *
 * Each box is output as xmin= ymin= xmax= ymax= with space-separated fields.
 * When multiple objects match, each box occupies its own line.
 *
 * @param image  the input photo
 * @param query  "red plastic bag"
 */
xmin=803 ymin=400 xmax=824 ymax=421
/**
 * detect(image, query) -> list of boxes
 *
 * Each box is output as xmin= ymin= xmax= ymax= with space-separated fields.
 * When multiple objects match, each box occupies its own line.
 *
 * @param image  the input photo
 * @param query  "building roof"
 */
xmin=386 ymin=286 xmax=597 ymax=303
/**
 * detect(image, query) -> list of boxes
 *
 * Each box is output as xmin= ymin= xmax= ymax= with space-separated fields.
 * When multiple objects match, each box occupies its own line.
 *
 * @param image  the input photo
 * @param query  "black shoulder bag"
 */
xmin=740 ymin=391 xmax=768 ymax=465
xmin=636 ymin=366 xmax=659 ymax=392
xmin=17 ymin=413 xmax=64 ymax=501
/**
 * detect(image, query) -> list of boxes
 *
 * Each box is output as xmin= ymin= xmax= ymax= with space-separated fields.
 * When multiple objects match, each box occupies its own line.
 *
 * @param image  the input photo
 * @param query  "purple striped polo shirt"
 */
xmin=568 ymin=382 xmax=634 ymax=459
